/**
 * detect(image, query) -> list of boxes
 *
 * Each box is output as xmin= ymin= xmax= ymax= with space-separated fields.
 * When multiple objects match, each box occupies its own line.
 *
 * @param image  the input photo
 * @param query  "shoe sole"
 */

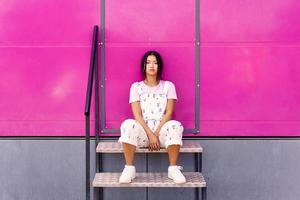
xmin=119 ymin=174 xmax=136 ymax=184
xmin=168 ymin=173 xmax=186 ymax=184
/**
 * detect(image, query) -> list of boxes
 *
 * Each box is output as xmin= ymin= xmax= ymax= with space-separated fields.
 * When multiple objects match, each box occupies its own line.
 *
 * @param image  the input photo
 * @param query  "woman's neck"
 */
xmin=144 ymin=76 xmax=159 ymax=86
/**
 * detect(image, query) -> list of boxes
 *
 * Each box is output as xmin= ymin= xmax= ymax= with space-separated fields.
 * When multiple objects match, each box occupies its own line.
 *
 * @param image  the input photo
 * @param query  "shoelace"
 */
xmin=121 ymin=168 xmax=134 ymax=178
xmin=124 ymin=167 xmax=134 ymax=172
xmin=171 ymin=166 xmax=183 ymax=171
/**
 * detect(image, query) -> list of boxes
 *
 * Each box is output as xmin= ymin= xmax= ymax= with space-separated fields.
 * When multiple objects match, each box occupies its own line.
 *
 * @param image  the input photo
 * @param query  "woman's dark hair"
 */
xmin=140 ymin=50 xmax=163 ymax=80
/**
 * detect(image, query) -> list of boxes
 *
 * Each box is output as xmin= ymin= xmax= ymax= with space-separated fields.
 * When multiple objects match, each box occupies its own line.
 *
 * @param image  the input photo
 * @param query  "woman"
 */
xmin=118 ymin=50 xmax=186 ymax=184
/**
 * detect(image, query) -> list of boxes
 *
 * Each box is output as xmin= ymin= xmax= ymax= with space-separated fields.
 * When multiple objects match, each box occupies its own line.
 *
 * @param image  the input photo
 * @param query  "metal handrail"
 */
xmin=85 ymin=25 xmax=98 ymax=116
xmin=84 ymin=25 xmax=99 ymax=200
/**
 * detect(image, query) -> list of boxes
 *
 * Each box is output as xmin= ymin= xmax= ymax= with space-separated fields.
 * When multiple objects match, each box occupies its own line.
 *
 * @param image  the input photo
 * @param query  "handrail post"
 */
xmin=85 ymin=115 xmax=91 ymax=200
xmin=94 ymin=31 xmax=100 ymax=174
xmin=85 ymin=25 xmax=99 ymax=200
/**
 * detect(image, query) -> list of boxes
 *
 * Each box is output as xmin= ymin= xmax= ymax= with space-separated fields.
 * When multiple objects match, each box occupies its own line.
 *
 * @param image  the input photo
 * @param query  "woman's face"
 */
xmin=145 ymin=55 xmax=158 ymax=77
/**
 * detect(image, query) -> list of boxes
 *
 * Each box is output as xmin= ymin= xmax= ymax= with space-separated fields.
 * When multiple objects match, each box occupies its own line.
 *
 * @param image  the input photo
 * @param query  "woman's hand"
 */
xmin=147 ymin=131 xmax=160 ymax=151
xmin=154 ymin=129 xmax=161 ymax=137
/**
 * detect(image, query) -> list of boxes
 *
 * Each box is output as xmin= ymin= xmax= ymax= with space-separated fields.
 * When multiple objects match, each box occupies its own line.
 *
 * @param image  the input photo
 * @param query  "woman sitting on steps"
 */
xmin=118 ymin=50 xmax=186 ymax=184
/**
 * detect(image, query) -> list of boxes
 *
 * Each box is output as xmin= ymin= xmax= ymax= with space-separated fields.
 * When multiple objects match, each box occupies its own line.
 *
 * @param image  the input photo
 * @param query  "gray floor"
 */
xmin=0 ymin=139 xmax=300 ymax=200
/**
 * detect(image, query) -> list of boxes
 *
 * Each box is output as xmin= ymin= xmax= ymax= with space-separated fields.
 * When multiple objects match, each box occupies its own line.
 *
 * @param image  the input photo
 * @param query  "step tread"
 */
xmin=93 ymin=172 xmax=206 ymax=188
xmin=96 ymin=141 xmax=203 ymax=153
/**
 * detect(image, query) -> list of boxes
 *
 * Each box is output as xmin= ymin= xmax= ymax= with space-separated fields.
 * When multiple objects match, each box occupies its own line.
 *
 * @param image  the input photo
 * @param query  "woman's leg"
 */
xmin=167 ymin=144 xmax=180 ymax=165
xmin=159 ymin=120 xmax=184 ymax=165
xmin=119 ymin=119 xmax=145 ymax=183
xmin=119 ymin=119 xmax=148 ymax=165
xmin=159 ymin=120 xmax=186 ymax=183
xmin=122 ymin=142 xmax=136 ymax=165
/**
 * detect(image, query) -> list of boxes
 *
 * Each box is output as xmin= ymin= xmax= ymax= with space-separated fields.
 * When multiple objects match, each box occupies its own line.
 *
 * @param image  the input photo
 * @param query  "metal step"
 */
xmin=96 ymin=141 xmax=203 ymax=153
xmin=93 ymin=172 xmax=206 ymax=188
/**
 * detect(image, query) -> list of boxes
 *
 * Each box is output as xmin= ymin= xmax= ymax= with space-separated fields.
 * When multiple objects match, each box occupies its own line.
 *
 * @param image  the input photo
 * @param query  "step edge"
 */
xmin=92 ymin=172 xmax=207 ymax=188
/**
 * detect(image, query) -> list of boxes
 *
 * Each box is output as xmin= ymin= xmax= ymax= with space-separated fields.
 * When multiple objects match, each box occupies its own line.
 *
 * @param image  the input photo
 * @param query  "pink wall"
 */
xmin=1 ymin=0 xmax=300 ymax=136
xmin=0 ymin=0 xmax=99 ymax=136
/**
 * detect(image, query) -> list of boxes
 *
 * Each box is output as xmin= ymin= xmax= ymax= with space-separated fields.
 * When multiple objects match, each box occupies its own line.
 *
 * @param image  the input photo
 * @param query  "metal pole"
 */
xmin=146 ymin=154 xmax=148 ymax=200
xmin=86 ymin=115 xmax=91 ymax=200
xmin=202 ymin=187 xmax=207 ymax=200
xmin=95 ymin=27 xmax=100 ymax=174
xmin=199 ymin=153 xmax=202 ymax=172
xmin=195 ymin=153 xmax=199 ymax=200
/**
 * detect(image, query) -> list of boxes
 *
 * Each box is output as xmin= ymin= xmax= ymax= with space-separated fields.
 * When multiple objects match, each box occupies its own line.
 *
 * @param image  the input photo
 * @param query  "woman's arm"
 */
xmin=154 ymin=99 xmax=175 ymax=136
xmin=131 ymin=101 xmax=152 ymax=135
xmin=131 ymin=101 xmax=160 ymax=150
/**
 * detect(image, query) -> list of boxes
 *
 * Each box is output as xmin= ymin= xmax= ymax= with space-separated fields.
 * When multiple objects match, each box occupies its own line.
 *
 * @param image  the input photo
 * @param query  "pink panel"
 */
xmin=200 ymin=0 xmax=300 ymax=42
xmin=0 ymin=47 xmax=93 ymax=136
xmin=105 ymin=0 xmax=195 ymax=42
xmin=103 ymin=44 xmax=196 ymax=131
xmin=1 ymin=0 xmax=300 ymax=137
xmin=0 ymin=0 xmax=100 ymax=45
xmin=200 ymin=45 xmax=300 ymax=136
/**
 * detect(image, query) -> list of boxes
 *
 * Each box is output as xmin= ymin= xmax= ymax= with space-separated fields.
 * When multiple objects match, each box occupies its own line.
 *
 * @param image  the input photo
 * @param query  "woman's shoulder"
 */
xmin=130 ymin=80 xmax=175 ymax=88
xmin=161 ymin=80 xmax=175 ymax=87
xmin=130 ymin=81 xmax=143 ymax=90
xmin=131 ymin=81 xmax=142 ymax=86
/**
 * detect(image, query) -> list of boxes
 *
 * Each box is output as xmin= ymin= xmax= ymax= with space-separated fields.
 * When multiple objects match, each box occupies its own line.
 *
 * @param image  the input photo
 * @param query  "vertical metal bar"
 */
xmin=99 ymin=188 xmax=103 ymax=200
xmin=99 ymin=153 xmax=103 ymax=200
xmin=93 ymin=187 xmax=99 ymax=200
xmin=201 ymin=187 xmax=207 ymax=200
xmin=146 ymin=154 xmax=148 ymax=200
xmin=195 ymin=0 xmax=200 ymax=132
xmin=100 ymin=0 xmax=106 ymax=134
xmin=195 ymin=153 xmax=199 ymax=200
xmin=95 ymin=30 xmax=100 ymax=175
xmin=199 ymin=153 xmax=202 ymax=173
xmin=99 ymin=153 xmax=103 ymax=172
xmin=94 ymin=32 xmax=103 ymax=200
xmin=86 ymin=115 xmax=90 ymax=200
xmin=99 ymin=1 xmax=105 ymax=199
xmin=94 ymin=29 xmax=100 ymax=200
xmin=195 ymin=153 xmax=199 ymax=171
xmin=94 ymin=187 xmax=103 ymax=200
xmin=195 ymin=188 xmax=199 ymax=200
xmin=146 ymin=186 xmax=148 ymax=200
xmin=99 ymin=0 xmax=105 ymax=198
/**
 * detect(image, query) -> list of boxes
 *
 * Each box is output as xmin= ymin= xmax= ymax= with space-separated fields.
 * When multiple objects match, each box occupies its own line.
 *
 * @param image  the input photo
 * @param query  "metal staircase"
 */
xmin=84 ymin=25 xmax=207 ymax=200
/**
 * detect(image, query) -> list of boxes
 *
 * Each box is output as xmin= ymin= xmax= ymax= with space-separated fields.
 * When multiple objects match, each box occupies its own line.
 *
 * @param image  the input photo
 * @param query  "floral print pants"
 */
xmin=118 ymin=119 xmax=183 ymax=148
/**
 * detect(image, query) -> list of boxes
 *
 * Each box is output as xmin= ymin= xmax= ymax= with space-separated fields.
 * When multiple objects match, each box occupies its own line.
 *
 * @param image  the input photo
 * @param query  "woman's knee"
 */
xmin=119 ymin=119 xmax=137 ymax=145
xmin=120 ymin=119 xmax=137 ymax=133
xmin=162 ymin=120 xmax=184 ymax=134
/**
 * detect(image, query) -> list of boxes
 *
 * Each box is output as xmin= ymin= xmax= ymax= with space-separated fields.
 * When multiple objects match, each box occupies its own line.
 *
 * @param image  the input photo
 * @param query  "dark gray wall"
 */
xmin=0 ymin=139 xmax=300 ymax=200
